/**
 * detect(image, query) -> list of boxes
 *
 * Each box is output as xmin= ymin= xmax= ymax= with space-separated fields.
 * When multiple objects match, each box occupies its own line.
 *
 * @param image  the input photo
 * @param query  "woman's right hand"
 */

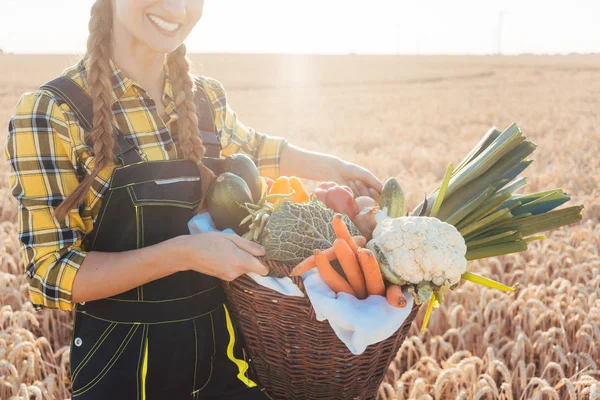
xmin=168 ymin=232 xmax=270 ymax=281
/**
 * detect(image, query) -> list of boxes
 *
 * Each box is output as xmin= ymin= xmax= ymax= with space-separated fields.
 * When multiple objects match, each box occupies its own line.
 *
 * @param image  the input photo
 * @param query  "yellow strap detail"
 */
xmin=223 ymin=305 xmax=257 ymax=388
xmin=141 ymin=337 xmax=149 ymax=400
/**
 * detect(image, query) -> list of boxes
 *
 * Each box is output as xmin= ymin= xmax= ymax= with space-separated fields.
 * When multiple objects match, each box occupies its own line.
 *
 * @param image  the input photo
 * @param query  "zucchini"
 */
xmin=379 ymin=177 xmax=405 ymax=218
xmin=225 ymin=154 xmax=262 ymax=203
xmin=206 ymin=173 xmax=253 ymax=235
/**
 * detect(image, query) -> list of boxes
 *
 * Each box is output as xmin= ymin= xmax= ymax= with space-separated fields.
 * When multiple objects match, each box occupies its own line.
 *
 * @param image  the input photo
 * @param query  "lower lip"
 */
xmin=147 ymin=15 xmax=180 ymax=37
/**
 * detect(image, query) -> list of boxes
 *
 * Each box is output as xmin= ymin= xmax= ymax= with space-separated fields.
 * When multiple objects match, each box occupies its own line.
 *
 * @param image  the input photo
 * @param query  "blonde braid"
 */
xmin=167 ymin=44 xmax=215 ymax=212
xmin=55 ymin=0 xmax=115 ymax=221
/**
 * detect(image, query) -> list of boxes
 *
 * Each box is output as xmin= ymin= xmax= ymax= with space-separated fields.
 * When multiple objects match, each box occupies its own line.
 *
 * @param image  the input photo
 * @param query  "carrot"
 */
xmin=332 ymin=213 xmax=359 ymax=253
xmin=315 ymin=250 xmax=356 ymax=296
xmin=291 ymin=247 xmax=334 ymax=276
xmin=333 ymin=239 xmax=367 ymax=299
xmin=289 ymin=236 xmax=366 ymax=276
xmin=357 ymin=248 xmax=385 ymax=296
xmin=386 ymin=285 xmax=408 ymax=308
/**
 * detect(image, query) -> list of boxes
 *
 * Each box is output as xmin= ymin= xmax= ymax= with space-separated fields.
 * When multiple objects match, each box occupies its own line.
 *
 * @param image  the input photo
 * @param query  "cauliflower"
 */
xmin=370 ymin=216 xmax=467 ymax=287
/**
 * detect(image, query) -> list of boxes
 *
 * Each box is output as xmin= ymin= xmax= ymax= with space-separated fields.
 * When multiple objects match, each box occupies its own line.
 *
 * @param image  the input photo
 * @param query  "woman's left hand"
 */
xmin=279 ymin=144 xmax=383 ymax=197
xmin=335 ymin=161 xmax=383 ymax=198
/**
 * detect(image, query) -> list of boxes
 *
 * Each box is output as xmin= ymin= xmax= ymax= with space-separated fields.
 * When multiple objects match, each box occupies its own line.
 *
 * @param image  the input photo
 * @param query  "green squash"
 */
xmin=225 ymin=154 xmax=262 ymax=203
xmin=206 ymin=173 xmax=253 ymax=235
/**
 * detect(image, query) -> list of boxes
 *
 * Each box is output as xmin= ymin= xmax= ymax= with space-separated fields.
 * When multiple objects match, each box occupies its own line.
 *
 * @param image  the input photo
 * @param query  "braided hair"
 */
xmin=55 ymin=0 xmax=214 ymax=220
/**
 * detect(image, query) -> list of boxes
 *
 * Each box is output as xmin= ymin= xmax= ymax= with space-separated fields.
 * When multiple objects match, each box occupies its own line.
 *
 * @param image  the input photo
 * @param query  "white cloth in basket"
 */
xmin=188 ymin=212 xmax=414 ymax=355
xmin=301 ymin=269 xmax=414 ymax=355
xmin=187 ymin=213 xmax=304 ymax=297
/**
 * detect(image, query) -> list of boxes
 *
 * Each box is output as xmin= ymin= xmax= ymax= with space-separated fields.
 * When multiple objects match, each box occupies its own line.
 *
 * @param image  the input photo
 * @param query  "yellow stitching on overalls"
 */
xmin=90 ymin=188 xmax=115 ymax=249
xmin=79 ymin=302 xmax=223 ymax=325
xmin=192 ymin=313 xmax=215 ymax=395
xmin=133 ymin=202 xmax=141 ymax=249
xmin=140 ymin=205 xmax=145 ymax=249
xmin=72 ymin=324 xmax=140 ymax=396
xmin=133 ymin=201 xmax=141 ymax=301
xmin=138 ymin=198 xmax=145 ymax=299
xmin=114 ymin=158 xmax=194 ymax=171
xmin=135 ymin=325 xmax=147 ymax=400
xmin=210 ymin=313 xmax=217 ymax=356
xmin=199 ymin=313 xmax=215 ymax=390
xmin=131 ymin=186 xmax=199 ymax=206
xmin=111 ymin=166 xmax=203 ymax=189
xmin=73 ymin=324 xmax=139 ymax=396
xmin=223 ymin=305 xmax=257 ymax=388
xmin=103 ymin=286 xmax=218 ymax=303
xmin=71 ymin=322 xmax=117 ymax=382
xmin=192 ymin=318 xmax=198 ymax=392
xmin=126 ymin=184 xmax=199 ymax=209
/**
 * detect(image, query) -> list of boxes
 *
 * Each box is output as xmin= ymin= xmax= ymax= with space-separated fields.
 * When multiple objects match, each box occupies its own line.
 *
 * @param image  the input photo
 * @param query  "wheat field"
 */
xmin=0 ymin=54 xmax=599 ymax=399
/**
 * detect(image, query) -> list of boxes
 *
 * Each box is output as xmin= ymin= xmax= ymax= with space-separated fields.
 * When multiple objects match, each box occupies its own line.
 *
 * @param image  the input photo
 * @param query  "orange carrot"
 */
xmin=386 ymin=285 xmax=408 ymax=308
xmin=315 ymin=250 xmax=356 ymax=296
xmin=289 ymin=236 xmax=366 ymax=276
xmin=291 ymin=247 xmax=334 ymax=276
xmin=332 ymin=213 xmax=359 ymax=254
xmin=333 ymin=239 xmax=367 ymax=299
xmin=357 ymin=248 xmax=385 ymax=296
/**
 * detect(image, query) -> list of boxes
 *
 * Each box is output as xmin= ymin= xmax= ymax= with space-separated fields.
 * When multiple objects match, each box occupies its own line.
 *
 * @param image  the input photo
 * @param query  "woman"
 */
xmin=4 ymin=0 xmax=382 ymax=398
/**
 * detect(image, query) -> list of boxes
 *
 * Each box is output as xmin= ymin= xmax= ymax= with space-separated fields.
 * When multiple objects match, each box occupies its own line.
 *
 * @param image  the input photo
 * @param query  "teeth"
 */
xmin=148 ymin=14 xmax=180 ymax=32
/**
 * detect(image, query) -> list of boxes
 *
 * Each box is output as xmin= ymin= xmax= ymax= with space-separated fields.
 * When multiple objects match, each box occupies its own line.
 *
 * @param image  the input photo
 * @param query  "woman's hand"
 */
xmin=169 ymin=232 xmax=269 ymax=281
xmin=333 ymin=161 xmax=383 ymax=198
xmin=279 ymin=144 xmax=383 ymax=197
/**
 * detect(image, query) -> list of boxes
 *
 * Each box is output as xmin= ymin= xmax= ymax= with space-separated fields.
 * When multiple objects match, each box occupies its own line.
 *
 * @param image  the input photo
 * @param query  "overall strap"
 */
xmin=41 ymin=76 xmax=222 ymax=163
xmin=40 ymin=77 xmax=144 ymax=166
xmin=193 ymin=78 xmax=221 ymax=158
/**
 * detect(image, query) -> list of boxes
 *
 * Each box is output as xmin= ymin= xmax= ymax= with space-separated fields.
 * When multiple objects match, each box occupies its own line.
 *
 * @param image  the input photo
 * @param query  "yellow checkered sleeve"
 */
xmin=4 ymin=59 xmax=291 ymax=312
xmin=5 ymin=92 xmax=89 ymax=311
xmin=200 ymin=77 xmax=288 ymax=179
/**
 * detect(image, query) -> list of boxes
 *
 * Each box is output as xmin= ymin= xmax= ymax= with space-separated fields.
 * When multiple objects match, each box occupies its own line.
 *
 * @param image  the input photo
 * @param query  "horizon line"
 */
xmin=2 ymin=51 xmax=599 ymax=57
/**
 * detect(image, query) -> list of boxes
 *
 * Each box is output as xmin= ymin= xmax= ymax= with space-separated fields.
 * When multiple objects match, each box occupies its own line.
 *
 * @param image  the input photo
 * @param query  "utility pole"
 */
xmin=497 ymin=11 xmax=504 ymax=55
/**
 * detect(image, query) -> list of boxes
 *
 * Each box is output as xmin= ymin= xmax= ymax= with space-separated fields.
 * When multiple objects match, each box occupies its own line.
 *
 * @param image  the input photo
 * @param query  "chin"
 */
xmin=147 ymin=40 xmax=183 ymax=55
xmin=140 ymin=31 xmax=185 ymax=54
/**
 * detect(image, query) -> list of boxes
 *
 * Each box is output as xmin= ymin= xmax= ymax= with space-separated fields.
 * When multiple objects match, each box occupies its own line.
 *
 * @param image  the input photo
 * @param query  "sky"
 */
xmin=0 ymin=0 xmax=599 ymax=55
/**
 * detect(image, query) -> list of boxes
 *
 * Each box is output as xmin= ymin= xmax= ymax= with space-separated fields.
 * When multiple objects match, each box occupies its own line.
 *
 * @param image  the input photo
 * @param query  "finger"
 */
xmin=369 ymin=188 xmax=381 ymax=202
xmin=244 ymin=256 xmax=270 ymax=276
xmin=360 ymin=170 xmax=383 ymax=193
xmin=226 ymin=235 xmax=266 ymax=257
xmin=354 ymin=180 xmax=371 ymax=197
xmin=347 ymin=180 xmax=359 ymax=197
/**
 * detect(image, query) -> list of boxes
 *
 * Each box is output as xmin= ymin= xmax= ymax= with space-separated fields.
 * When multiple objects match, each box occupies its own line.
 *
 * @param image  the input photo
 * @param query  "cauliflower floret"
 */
xmin=390 ymin=248 xmax=423 ymax=283
xmin=372 ymin=216 xmax=467 ymax=287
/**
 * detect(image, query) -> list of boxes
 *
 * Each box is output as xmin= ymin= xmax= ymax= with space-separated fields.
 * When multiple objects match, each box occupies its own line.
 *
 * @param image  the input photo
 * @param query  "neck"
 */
xmin=111 ymin=22 xmax=166 ymax=95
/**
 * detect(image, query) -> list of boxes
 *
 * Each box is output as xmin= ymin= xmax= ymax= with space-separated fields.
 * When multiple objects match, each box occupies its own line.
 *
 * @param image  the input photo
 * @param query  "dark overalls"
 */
xmin=41 ymin=78 xmax=266 ymax=400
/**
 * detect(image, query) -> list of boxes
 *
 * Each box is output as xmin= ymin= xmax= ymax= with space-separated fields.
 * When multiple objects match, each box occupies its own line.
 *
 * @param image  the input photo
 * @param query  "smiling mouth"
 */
xmin=148 ymin=14 xmax=181 ymax=34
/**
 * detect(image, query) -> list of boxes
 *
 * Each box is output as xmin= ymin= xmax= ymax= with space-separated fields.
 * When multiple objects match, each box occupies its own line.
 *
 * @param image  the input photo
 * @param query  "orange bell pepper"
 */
xmin=268 ymin=177 xmax=292 ymax=205
xmin=267 ymin=176 xmax=309 ymax=205
xmin=289 ymin=177 xmax=309 ymax=203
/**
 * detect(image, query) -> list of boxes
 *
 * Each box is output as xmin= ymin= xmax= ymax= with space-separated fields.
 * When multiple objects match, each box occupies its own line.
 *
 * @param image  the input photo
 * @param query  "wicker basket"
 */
xmin=222 ymin=259 xmax=420 ymax=400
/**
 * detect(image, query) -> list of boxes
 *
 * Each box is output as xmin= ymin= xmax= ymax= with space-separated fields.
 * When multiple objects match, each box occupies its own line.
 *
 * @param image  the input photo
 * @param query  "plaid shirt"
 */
xmin=4 ymin=59 xmax=288 ymax=311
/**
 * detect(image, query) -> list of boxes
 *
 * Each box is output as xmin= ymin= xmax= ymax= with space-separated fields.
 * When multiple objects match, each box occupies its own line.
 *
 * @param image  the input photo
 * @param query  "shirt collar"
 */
xmin=81 ymin=56 xmax=176 ymax=111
